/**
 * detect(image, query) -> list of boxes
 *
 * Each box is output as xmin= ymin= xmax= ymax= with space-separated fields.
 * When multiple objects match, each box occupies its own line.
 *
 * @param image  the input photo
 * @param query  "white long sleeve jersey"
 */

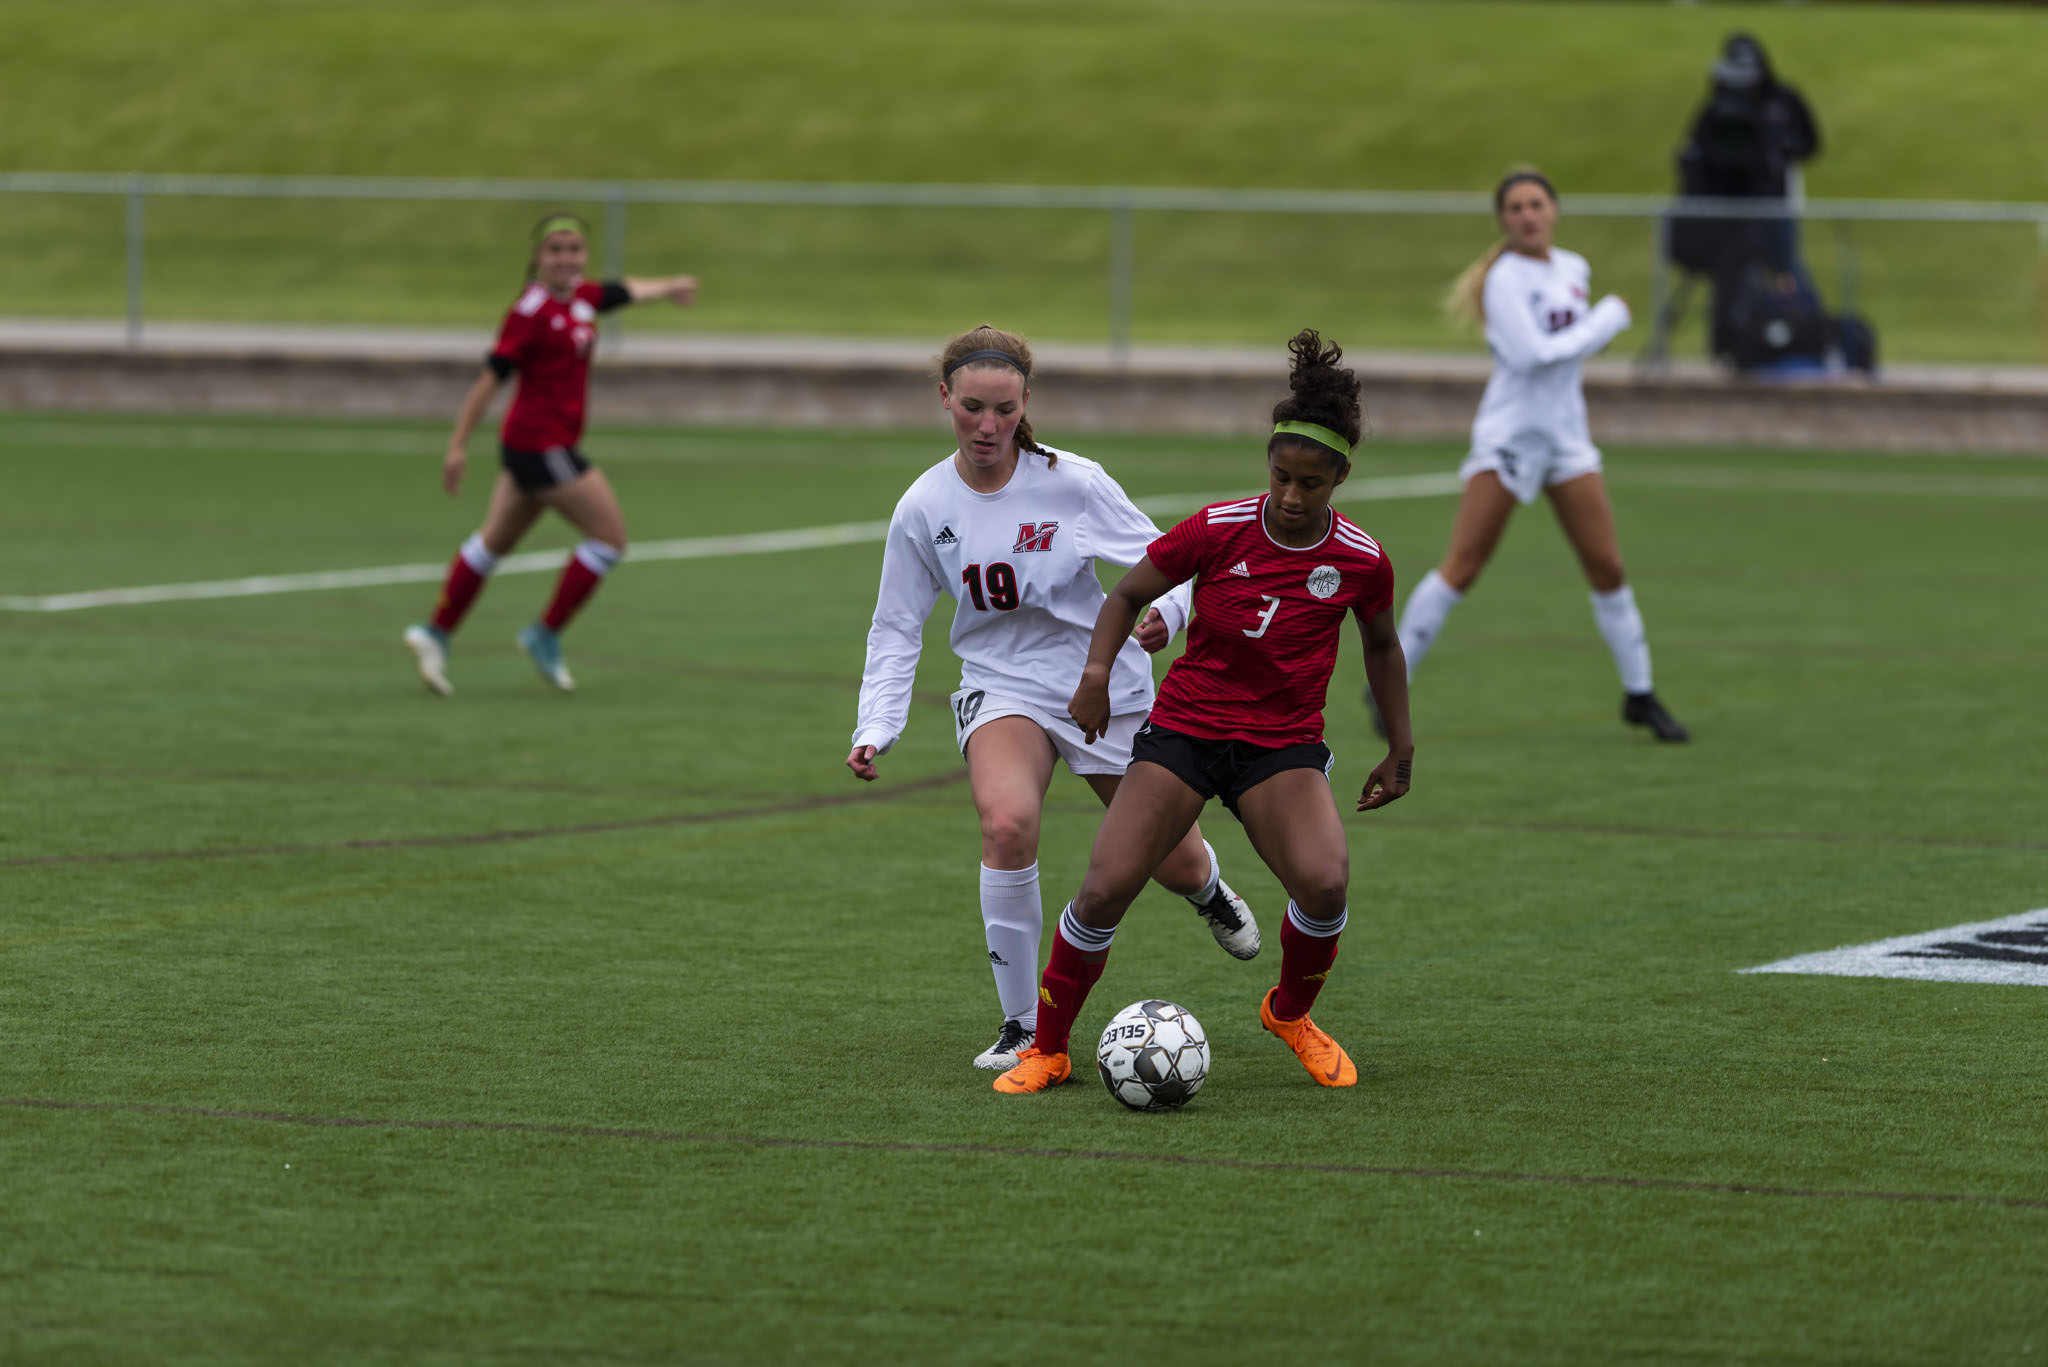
xmin=852 ymin=446 xmax=1192 ymax=756
xmin=1471 ymin=247 xmax=1631 ymax=453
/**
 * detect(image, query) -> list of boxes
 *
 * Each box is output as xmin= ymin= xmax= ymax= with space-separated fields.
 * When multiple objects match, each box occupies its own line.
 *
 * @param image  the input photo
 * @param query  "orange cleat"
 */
xmin=1260 ymin=988 xmax=1357 ymax=1087
xmin=992 ymin=1046 xmax=1073 ymax=1094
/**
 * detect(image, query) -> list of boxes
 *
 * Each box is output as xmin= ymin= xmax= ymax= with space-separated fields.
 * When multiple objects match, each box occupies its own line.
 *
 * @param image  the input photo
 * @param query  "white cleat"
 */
xmin=1194 ymin=880 xmax=1260 ymax=960
xmin=403 ymin=624 xmax=453 ymax=696
xmin=972 ymin=1018 xmax=1035 ymax=1070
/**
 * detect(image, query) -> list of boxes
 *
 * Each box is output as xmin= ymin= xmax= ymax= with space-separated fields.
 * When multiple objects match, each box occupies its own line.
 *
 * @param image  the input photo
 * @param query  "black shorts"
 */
xmin=501 ymin=443 xmax=592 ymax=492
xmin=1130 ymin=722 xmax=1335 ymax=819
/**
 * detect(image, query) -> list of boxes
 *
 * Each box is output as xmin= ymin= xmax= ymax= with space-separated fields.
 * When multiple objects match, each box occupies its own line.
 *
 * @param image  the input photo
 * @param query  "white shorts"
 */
xmin=1459 ymin=433 xmax=1603 ymax=506
xmin=951 ymin=688 xmax=1143 ymax=777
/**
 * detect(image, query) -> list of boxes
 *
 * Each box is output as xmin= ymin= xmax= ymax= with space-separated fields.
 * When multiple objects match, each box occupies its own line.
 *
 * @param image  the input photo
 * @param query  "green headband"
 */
xmin=1272 ymin=420 xmax=1354 ymax=458
xmin=532 ymin=215 xmax=588 ymax=245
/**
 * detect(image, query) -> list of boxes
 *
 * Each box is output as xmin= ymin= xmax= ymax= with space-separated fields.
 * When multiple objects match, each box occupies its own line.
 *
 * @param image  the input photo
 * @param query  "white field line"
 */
xmin=0 ymin=522 xmax=890 ymax=613
xmin=4 ymin=463 xmax=2042 ymax=613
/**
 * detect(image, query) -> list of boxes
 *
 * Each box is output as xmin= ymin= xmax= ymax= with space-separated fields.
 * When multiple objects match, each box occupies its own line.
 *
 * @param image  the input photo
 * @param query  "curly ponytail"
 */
xmin=1268 ymin=328 xmax=1365 ymax=468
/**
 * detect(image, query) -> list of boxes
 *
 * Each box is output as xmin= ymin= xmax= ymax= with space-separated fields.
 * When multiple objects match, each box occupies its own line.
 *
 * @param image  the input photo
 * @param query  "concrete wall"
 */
xmin=2 ymin=328 xmax=2041 ymax=454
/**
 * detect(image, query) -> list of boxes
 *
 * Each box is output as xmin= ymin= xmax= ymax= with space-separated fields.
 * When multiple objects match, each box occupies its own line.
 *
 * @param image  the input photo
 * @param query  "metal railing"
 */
xmin=3 ymin=171 xmax=2044 ymax=360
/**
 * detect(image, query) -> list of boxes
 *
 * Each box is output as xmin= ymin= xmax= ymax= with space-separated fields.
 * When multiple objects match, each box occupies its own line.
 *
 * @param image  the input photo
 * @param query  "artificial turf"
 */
xmin=3 ymin=414 xmax=2044 ymax=1364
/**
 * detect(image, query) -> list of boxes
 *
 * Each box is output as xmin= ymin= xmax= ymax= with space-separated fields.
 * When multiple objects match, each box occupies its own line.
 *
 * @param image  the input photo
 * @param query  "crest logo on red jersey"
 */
xmin=1013 ymin=521 xmax=1059 ymax=553
xmin=1306 ymin=565 xmax=1342 ymax=600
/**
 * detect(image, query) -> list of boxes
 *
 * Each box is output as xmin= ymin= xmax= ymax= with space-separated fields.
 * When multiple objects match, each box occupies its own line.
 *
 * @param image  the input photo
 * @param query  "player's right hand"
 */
xmin=1357 ymin=751 xmax=1413 ymax=811
xmin=845 ymin=745 xmax=879 ymax=782
xmin=441 ymin=446 xmax=467 ymax=495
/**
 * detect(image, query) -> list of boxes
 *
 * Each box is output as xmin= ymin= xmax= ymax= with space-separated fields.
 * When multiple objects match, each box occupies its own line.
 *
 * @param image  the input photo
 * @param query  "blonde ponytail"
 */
xmin=1445 ymin=241 xmax=1508 ymax=328
xmin=1449 ymin=169 xmax=1560 ymax=327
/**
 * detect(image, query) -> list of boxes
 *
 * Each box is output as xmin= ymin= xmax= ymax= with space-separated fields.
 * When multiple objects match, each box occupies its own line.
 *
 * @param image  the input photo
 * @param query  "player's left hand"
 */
xmin=667 ymin=276 xmax=700 ymax=308
xmin=1357 ymin=751 xmax=1412 ymax=811
xmin=1134 ymin=607 xmax=1169 ymax=653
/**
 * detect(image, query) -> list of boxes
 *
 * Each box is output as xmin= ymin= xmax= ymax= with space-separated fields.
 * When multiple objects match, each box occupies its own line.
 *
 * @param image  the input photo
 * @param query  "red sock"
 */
xmin=1271 ymin=910 xmax=1343 ymax=1021
xmin=541 ymin=554 xmax=604 ymax=631
xmin=430 ymin=553 xmax=487 ymax=633
xmin=1035 ymin=925 xmax=1111 ymax=1057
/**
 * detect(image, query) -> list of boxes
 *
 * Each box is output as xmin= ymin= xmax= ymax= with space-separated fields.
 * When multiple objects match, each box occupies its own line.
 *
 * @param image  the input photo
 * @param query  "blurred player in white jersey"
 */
xmin=1388 ymin=170 xmax=1689 ymax=742
xmin=847 ymin=325 xmax=1260 ymax=1070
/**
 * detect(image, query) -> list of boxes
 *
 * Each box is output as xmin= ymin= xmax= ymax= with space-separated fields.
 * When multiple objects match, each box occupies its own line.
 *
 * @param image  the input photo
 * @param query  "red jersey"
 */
xmin=1146 ymin=496 xmax=1395 ymax=746
xmin=491 ymin=280 xmax=616 ymax=452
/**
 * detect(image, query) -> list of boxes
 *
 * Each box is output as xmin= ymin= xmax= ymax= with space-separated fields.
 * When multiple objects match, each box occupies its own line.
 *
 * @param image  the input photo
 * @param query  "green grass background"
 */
xmin=2 ymin=1 xmax=2044 ymax=359
xmin=3 ymin=414 xmax=2045 ymax=1364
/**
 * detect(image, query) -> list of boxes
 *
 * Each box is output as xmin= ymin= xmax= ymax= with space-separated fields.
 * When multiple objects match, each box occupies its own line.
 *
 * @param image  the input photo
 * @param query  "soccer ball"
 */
xmin=1096 ymin=1000 xmax=1210 ymax=1111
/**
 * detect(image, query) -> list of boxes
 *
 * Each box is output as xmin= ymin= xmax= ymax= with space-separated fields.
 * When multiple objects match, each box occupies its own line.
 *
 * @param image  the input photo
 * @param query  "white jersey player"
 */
xmin=1387 ymin=170 xmax=1689 ymax=743
xmin=1462 ymin=244 xmax=1630 ymax=502
xmin=846 ymin=326 xmax=1261 ymax=1071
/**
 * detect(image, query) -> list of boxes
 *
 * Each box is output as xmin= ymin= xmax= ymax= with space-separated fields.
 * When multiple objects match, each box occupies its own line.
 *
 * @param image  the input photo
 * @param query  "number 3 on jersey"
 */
xmin=962 ymin=562 xmax=1019 ymax=612
xmin=1243 ymin=595 xmax=1281 ymax=639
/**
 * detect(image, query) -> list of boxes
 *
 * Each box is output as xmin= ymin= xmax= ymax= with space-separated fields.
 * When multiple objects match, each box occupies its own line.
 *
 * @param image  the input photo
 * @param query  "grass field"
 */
xmin=3 ymin=412 xmax=2046 ymax=1364
xmin=3 ymin=1 xmax=2045 ymax=361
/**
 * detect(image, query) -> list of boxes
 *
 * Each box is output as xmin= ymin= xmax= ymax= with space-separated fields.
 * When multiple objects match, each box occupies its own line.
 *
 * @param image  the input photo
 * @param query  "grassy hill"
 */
xmin=2 ymin=2 xmax=2042 ymax=359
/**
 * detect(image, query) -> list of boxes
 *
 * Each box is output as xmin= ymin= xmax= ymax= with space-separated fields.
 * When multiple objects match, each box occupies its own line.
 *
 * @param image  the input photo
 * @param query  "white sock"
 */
xmin=980 ymin=863 xmax=1042 ymax=1029
xmin=1590 ymin=585 xmax=1653 ymax=694
xmin=1181 ymin=840 xmax=1222 ymax=908
xmin=1285 ymin=901 xmax=1348 ymax=937
xmin=1396 ymin=568 xmax=1463 ymax=679
xmin=1057 ymin=902 xmax=1118 ymax=952
xmin=574 ymin=539 xmax=624 ymax=576
xmin=459 ymin=532 xmax=500 ymax=576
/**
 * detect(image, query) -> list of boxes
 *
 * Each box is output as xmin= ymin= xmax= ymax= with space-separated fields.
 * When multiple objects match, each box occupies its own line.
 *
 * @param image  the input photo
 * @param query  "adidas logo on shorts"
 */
xmin=1229 ymin=560 xmax=1251 ymax=577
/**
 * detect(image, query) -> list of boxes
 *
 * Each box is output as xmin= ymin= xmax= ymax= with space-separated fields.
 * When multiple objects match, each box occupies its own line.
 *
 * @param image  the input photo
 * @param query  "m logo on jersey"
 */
xmin=933 ymin=525 xmax=958 ymax=546
xmin=1306 ymin=566 xmax=1342 ymax=600
xmin=1013 ymin=521 xmax=1059 ymax=553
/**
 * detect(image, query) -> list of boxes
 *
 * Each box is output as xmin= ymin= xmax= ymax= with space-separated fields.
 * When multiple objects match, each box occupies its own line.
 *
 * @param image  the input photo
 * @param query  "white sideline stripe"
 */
xmin=0 ymin=522 xmax=886 ymax=613
xmin=3 ymin=461 xmax=2040 ymax=613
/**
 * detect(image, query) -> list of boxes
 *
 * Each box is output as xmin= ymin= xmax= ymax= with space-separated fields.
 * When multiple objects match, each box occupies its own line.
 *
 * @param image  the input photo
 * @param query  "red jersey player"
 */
xmin=403 ymin=211 xmax=698 ymax=696
xmin=995 ymin=329 xmax=1414 ymax=1096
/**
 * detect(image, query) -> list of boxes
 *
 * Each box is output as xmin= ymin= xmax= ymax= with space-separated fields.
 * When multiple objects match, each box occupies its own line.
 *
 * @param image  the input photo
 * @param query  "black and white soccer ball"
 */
xmin=1096 ymin=999 xmax=1210 ymax=1111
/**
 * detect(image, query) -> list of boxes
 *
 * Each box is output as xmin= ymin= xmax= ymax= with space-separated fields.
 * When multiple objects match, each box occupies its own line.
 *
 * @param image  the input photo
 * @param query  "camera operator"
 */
xmin=1668 ymin=33 xmax=1870 ymax=374
xmin=1678 ymin=33 xmax=1820 ymax=276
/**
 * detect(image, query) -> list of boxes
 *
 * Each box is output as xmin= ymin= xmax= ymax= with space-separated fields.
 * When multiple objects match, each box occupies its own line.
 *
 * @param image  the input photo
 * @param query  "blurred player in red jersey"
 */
xmin=995 ymin=329 xmax=1414 ymax=1095
xmin=403 ymin=212 xmax=698 ymax=695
